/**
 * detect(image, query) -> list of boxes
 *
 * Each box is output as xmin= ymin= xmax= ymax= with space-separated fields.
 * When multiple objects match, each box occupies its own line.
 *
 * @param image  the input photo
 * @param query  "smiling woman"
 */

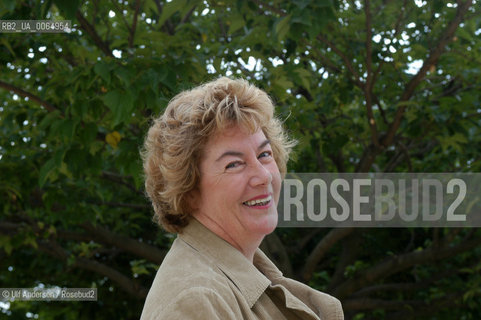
xmin=192 ymin=126 xmax=281 ymax=261
xmin=140 ymin=77 xmax=344 ymax=319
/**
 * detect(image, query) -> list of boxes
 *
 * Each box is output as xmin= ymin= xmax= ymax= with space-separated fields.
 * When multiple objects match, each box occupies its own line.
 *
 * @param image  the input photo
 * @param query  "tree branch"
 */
xmin=180 ymin=5 xmax=196 ymax=24
xmin=343 ymin=292 xmax=462 ymax=311
xmin=355 ymin=0 xmax=473 ymax=172
xmin=389 ymin=291 xmax=467 ymax=320
xmin=0 ymin=221 xmax=23 ymax=234
xmin=317 ymin=34 xmax=365 ymax=89
xmin=370 ymin=0 xmax=409 ymax=128
xmin=351 ymin=282 xmax=427 ymax=298
xmin=350 ymin=264 xmax=461 ymax=298
xmin=381 ymin=0 xmax=473 ymax=148
xmin=301 ymin=228 xmax=354 ymax=282
xmin=387 ymin=140 xmax=412 ymax=172
xmin=250 ymin=0 xmax=287 ymax=16
xmin=306 ymin=39 xmax=367 ymax=97
xmin=110 ymin=0 xmax=131 ymax=32
xmin=2 ymin=216 xmax=162 ymax=298
xmin=327 ymin=232 xmax=363 ymax=291
xmin=81 ymin=222 xmax=167 ymax=265
xmin=296 ymin=229 xmax=322 ymax=253
xmin=129 ymin=0 xmax=142 ymax=48
xmin=74 ymin=257 xmax=148 ymax=298
xmin=328 ymin=150 xmax=347 ymax=173
xmin=309 ymin=44 xmax=343 ymax=75
xmin=75 ymin=10 xmax=113 ymax=57
xmin=314 ymin=139 xmax=328 ymax=172
xmin=87 ymin=201 xmax=151 ymax=210
xmin=363 ymin=0 xmax=380 ymax=147
xmin=101 ymin=171 xmax=144 ymax=196
xmin=154 ymin=0 xmax=175 ymax=35
xmin=332 ymin=233 xmax=481 ymax=299
xmin=37 ymin=239 xmax=148 ymax=299
xmin=372 ymin=95 xmax=389 ymax=125
xmin=2 ymin=217 xmax=166 ymax=266
xmin=0 ymin=80 xmax=62 ymax=115
xmin=355 ymin=143 xmax=379 ymax=172
xmin=371 ymin=0 xmax=409 ymax=88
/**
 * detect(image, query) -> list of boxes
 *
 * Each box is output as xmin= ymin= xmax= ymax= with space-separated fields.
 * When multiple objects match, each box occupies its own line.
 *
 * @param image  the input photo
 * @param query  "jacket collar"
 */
xmin=179 ymin=218 xmax=277 ymax=308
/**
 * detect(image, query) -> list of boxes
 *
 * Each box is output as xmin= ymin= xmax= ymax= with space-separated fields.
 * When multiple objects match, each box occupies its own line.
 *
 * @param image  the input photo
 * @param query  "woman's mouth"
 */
xmin=243 ymin=195 xmax=272 ymax=207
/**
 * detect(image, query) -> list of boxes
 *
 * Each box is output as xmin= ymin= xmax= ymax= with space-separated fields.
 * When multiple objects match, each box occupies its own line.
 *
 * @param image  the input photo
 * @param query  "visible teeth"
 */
xmin=243 ymin=195 xmax=272 ymax=206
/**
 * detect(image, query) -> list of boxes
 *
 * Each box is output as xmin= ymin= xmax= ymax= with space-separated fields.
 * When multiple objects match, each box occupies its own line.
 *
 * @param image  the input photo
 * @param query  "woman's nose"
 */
xmin=249 ymin=161 xmax=272 ymax=187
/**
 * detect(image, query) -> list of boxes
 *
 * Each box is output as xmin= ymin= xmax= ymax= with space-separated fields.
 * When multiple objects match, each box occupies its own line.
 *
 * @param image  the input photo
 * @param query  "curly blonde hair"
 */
xmin=142 ymin=77 xmax=295 ymax=233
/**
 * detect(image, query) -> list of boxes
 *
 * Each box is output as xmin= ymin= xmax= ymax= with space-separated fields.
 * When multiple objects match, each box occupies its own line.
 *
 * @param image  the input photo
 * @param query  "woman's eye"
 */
xmin=226 ymin=161 xmax=243 ymax=169
xmin=258 ymin=151 xmax=272 ymax=159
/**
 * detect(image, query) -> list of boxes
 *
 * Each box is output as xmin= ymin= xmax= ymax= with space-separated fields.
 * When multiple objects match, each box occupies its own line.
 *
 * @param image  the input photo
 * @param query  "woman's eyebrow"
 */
xmin=215 ymin=139 xmax=270 ymax=162
xmin=215 ymin=150 xmax=244 ymax=162
xmin=258 ymin=139 xmax=271 ymax=150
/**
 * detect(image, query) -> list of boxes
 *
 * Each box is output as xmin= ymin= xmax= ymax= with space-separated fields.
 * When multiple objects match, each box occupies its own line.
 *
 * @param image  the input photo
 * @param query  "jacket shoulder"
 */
xmin=277 ymin=276 xmax=344 ymax=320
xmin=143 ymin=286 xmax=238 ymax=320
xmin=140 ymin=238 xmax=237 ymax=319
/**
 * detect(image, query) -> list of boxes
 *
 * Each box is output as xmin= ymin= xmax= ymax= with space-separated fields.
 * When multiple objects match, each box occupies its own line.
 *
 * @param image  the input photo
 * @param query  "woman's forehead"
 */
xmin=211 ymin=125 xmax=265 ymax=144
xmin=201 ymin=126 xmax=267 ymax=157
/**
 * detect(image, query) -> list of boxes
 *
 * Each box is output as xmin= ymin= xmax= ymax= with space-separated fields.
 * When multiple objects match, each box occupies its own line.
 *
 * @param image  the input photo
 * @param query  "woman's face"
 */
xmin=192 ymin=125 xmax=281 ymax=241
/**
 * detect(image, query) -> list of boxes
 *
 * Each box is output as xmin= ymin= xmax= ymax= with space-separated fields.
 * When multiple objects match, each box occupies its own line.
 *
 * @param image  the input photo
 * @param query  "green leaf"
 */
xmin=274 ymin=76 xmax=294 ymax=90
xmin=58 ymin=119 xmax=79 ymax=141
xmin=40 ymin=0 xmax=54 ymax=18
xmin=140 ymin=69 xmax=161 ymax=92
xmin=0 ymin=182 xmax=22 ymax=200
xmin=38 ymin=150 xmax=66 ymax=187
xmin=158 ymin=68 xmax=176 ymax=91
xmin=23 ymin=235 xmax=38 ymax=249
xmin=228 ymin=15 xmax=245 ymax=35
xmin=0 ymin=235 xmax=13 ymax=255
xmin=293 ymin=0 xmax=311 ymax=10
xmin=79 ymin=122 xmax=98 ymax=145
xmin=0 ymin=0 xmax=16 ymax=14
xmin=38 ymin=158 xmax=56 ymax=187
xmin=437 ymin=133 xmax=468 ymax=152
xmin=1 ymin=38 xmax=16 ymax=57
xmin=158 ymin=0 xmax=187 ymax=26
xmin=395 ymin=100 xmax=419 ymax=108
xmin=102 ymin=89 xmax=135 ymax=126
xmin=130 ymin=259 xmax=157 ymax=276
xmin=144 ymin=0 xmax=159 ymax=14
xmin=275 ymin=14 xmax=291 ymax=41
xmin=295 ymin=68 xmax=311 ymax=91
xmin=114 ymin=67 xmax=132 ymax=87
xmin=39 ymin=110 xmax=62 ymax=130
xmin=53 ymin=0 xmax=80 ymax=19
xmin=94 ymin=62 xmax=111 ymax=84
xmin=456 ymin=27 xmax=473 ymax=42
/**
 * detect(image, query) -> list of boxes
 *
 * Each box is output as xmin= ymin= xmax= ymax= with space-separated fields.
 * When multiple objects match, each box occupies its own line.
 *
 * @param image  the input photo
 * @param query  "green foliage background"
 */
xmin=1 ymin=0 xmax=481 ymax=319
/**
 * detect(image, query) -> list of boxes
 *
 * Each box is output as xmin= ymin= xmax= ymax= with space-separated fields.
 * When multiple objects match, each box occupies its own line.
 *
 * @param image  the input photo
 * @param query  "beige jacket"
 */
xmin=140 ymin=219 xmax=344 ymax=320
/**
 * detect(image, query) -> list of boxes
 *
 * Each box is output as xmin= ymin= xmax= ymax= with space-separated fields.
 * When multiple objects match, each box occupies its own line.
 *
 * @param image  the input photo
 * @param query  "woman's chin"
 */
xmin=248 ymin=211 xmax=278 ymax=236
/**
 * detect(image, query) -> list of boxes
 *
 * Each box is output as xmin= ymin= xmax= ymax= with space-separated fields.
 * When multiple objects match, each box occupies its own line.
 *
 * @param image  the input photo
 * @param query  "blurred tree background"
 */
xmin=1 ymin=0 xmax=481 ymax=319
